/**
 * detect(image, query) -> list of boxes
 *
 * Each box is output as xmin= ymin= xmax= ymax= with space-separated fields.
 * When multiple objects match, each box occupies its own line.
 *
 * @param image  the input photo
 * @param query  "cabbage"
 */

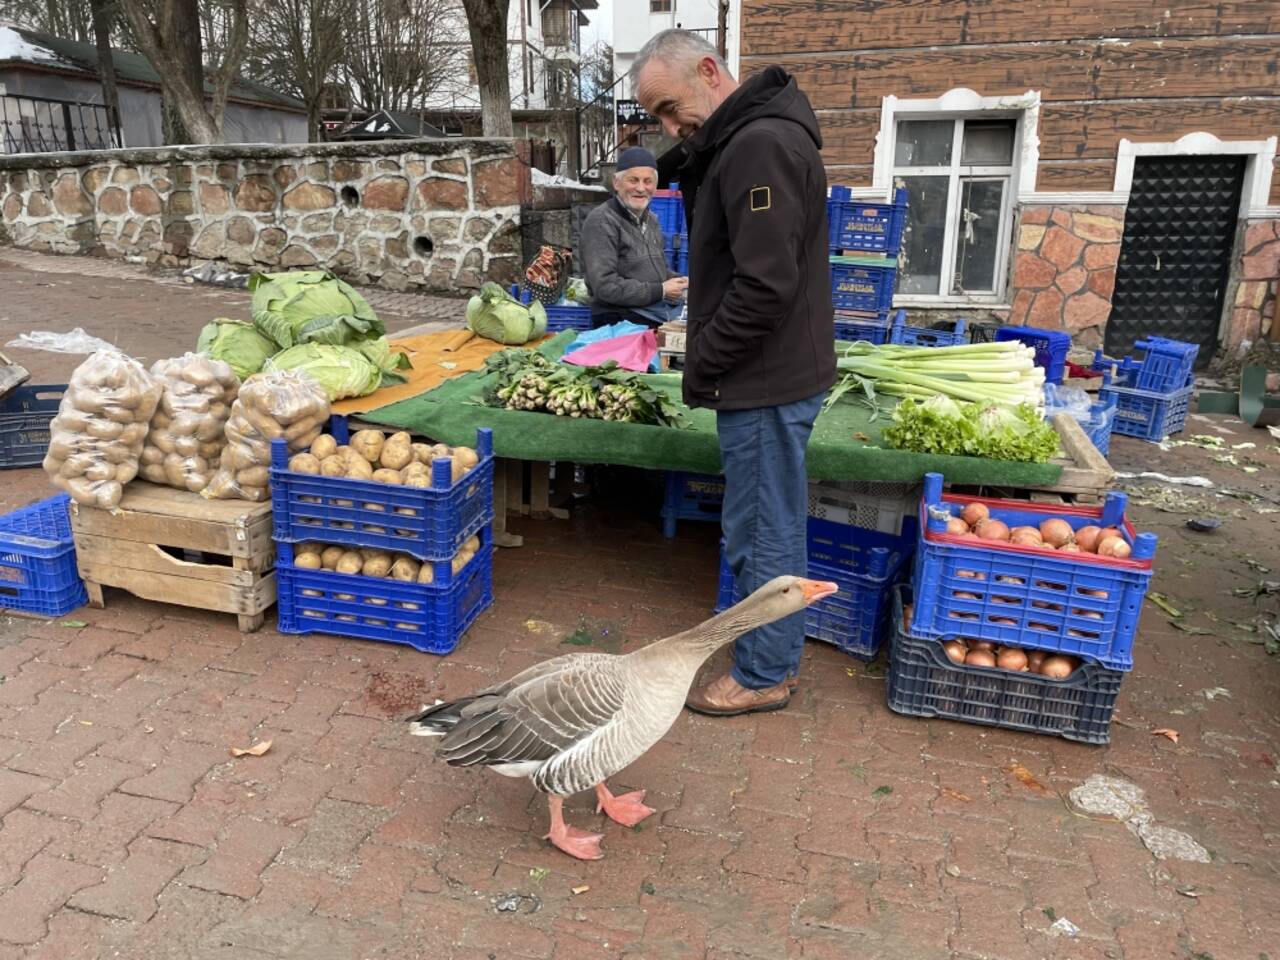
xmin=353 ymin=336 xmax=412 ymax=377
xmin=194 ymin=317 xmax=275 ymax=380
xmin=248 ymin=270 xmax=384 ymax=349
xmin=263 ymin=343 xmax=385 ymax=400
xmin=466 ymin=282 xmax=548 ymax=345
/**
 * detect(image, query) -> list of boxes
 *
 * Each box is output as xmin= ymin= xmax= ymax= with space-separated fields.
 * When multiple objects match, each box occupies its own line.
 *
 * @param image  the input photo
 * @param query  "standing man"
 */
xmin=634 ymin=31 xmax=835 ymax=715
xmin=579 ymin=146 xmax=689 ymax=328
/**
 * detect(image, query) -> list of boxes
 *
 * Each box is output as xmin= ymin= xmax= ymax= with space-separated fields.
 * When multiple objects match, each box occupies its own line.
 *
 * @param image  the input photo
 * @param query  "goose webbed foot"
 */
xmin=544 ymin=795 xmax=604 ymax=860
xmin=594 ymin=782 xmax=656 ymax=827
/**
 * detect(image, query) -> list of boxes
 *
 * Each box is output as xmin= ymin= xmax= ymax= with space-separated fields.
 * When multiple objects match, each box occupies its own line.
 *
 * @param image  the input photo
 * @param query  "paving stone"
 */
xmin=0 ymin=853 xmax=103 ymax=944
xmin=178 ymin=816 xmax=300 ymax=899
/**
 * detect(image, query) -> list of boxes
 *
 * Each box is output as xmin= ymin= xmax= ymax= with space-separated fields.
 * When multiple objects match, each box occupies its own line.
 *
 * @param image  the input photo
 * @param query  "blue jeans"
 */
xmin=717 ymin=392 xmax=825 ymax=689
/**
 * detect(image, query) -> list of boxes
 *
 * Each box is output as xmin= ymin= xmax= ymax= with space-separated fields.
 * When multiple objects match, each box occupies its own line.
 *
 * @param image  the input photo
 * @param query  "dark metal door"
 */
xmin=1105 ymin=156 xmax=1245 ymax=365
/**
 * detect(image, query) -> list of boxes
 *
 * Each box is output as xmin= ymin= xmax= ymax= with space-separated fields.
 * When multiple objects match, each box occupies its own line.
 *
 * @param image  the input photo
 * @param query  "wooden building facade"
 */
xmin=740 ymin=0 xmax=1280 ymax=359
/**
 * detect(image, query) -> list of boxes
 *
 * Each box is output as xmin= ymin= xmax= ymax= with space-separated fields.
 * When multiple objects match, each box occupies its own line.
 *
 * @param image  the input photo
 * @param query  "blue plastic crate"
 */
xmin=715 ymin=520 xmax=912 ymax=660
xmin=0 ymin=384 xmax=65 ymax=469
xmin=1091 ymin=337 xmax=1199 ymax=393
xmin=830 ymin=257 xmax=897 ymax=314
xmin=890 ymin=315 xmax=967 ymax=347
xmin=1046 ymin=391 xmax=1117 ymax=457
xmin=0 ymin=493 xmax=87 ymax=617
xmin=275 ymin=534 xmax=492 ymax=654
xmin=651 ymin=191 xmax=685 ymax=235
xmin=1099 ymin=382 xmax=1193 ymax=442
xmin=886 ymin=586 xmax=1123 ymax=745
xmin=995 ymin=326 xmax=1071 ymax=385
xmin=661 ymin=471 xmax=723 ymax=538
xmin=912 ymin=474 xmax=1157 ymax=671
xmin=834 ymin=310 xmax=897 ymax=343
xmin=664 ymin=236 xmax=689 ymax=274
xmin=827 ymin=186 xmax=908 ymax=254
xmin=269 ymin=425 xmax=494 ymax=561
xmin=512 ymin=286 xmax=593 ymax=332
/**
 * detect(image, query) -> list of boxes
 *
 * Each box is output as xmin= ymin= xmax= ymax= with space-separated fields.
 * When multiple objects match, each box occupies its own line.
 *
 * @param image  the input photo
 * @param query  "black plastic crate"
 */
xmin=0 ymin=384 xmax=65 ymax=469
xmin=886 ymin=586 xmax=1123 ymax=745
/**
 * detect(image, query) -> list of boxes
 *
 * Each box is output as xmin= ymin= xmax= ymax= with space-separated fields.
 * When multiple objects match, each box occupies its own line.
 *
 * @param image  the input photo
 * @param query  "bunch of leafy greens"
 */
xmin=195 ymin=317 xmax=276 ymax=380
xmin=263 ymin=343 xmax=406 ymax=400
xmin=883 ymin=395 xmax=1060 ymax=463
xmin=466 ymin=283 xmax=548 ymax=345
xmin=479 ymin=348 xmax=687 ymax=427
xmin=249 ymin=270 xmax=384 ymax=349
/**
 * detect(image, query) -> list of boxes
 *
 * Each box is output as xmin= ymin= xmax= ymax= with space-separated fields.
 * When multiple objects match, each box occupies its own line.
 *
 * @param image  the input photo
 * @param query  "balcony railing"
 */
xmin=1 ymin=94 xmax=118 ymax=155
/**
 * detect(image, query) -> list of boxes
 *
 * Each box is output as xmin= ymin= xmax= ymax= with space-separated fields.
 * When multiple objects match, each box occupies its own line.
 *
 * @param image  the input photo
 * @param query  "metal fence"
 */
xmin=0 ymin=94 xmax=118 ymax=155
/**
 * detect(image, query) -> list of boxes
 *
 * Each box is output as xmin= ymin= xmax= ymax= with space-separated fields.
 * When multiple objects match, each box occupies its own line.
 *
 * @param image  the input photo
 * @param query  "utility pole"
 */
xmin=716 ymin=0 xmax=730 ymax=58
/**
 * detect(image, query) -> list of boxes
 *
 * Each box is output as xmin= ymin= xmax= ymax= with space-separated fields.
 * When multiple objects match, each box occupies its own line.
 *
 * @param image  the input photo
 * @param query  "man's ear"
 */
xmin=697 ymin=56 xmax=719 ymax=85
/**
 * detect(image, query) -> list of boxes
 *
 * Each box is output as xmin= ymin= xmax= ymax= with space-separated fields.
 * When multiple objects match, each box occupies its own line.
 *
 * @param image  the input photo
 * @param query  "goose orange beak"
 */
xmin=799 ymin=579 xmax=840 ymax=604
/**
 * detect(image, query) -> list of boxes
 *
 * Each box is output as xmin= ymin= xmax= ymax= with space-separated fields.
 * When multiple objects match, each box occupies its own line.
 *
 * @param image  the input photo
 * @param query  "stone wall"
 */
xmin=1226 ymin=220 xmax=1280 ymax=351
xmin=1005 ymin=205 xmax=1125 ymax=348
xmin=0 ymin=139 xmax=527 ymax=293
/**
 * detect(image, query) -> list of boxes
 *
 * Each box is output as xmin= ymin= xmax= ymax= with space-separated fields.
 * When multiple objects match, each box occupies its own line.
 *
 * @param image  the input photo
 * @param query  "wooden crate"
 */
xmin=70 ymin=483 xmax=276 ymax=632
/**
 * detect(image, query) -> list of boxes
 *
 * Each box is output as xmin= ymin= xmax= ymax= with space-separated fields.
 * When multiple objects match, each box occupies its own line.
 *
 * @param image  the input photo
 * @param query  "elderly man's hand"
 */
xmin=663 ymin=277 xmax=689 ymax=302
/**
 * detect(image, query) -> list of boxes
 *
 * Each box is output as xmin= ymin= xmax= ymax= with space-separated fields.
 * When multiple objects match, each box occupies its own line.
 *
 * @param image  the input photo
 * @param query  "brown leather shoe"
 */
xmin=685 ymin=672 xmax=791 ymax=717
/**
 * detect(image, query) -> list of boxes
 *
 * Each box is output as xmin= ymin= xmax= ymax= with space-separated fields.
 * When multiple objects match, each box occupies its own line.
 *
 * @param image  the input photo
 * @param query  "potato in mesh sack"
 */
xmin=139 ymin=353 xmax=240 ymax=493
xmin=43 ymin=350 xmax=164 ymax=510
xmin=202 ymin=369 xmax=330 ymax=502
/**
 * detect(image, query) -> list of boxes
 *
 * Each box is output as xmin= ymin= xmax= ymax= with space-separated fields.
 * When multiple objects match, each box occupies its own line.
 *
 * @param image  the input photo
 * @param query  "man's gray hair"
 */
xmin=631 ymin=29 xmax=729 ymax=81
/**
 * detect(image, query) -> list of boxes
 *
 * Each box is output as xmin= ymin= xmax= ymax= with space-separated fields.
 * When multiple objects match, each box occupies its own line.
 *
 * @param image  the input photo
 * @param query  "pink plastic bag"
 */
xmin=561 ymin=330 xmax=658 ymax=372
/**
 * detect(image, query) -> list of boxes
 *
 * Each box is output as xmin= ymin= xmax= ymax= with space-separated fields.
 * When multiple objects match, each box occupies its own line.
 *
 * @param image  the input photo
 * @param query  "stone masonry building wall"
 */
xmin=0 ymin=139 xmax=527 ymax=294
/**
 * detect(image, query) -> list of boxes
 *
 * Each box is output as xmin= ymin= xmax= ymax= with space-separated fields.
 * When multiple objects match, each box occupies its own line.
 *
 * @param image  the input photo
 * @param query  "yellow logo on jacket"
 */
xmin=750 ymin=186 xmax=771 ymax=212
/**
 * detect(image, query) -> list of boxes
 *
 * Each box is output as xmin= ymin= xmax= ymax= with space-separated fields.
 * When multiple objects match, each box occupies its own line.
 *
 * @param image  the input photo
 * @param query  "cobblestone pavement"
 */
xmin=0 ymin=257 xmax=1278 ymax=958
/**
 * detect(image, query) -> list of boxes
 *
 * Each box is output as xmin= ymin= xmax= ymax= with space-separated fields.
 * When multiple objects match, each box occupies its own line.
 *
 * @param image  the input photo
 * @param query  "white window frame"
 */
xmin=865 ymin=88 xmax=1041 ymax=308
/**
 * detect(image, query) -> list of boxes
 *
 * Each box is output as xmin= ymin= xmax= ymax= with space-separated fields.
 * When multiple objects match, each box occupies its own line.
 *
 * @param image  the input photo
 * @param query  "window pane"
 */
xmin=894 ymin=120 xmax=953 ymax=167
xmin=961 ymin=120 xmax=1016 ymax=165
xmin=899 ymin=175 xmax=951 ymax=296
xmin=955 ymin=178 xmax=1007 ymax=294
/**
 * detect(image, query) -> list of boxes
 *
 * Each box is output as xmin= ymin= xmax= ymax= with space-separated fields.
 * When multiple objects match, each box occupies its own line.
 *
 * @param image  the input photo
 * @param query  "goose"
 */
xmin=407 ymin=574 xmax=838 ymax=860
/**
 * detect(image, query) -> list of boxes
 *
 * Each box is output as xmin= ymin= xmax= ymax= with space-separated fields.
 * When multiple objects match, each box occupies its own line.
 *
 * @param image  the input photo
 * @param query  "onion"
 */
xmin=1026 ymin=650 xmax=1048 ymax=670
xmin=1010 ymin=525 xmax=1042 ymax=542
xmin=946 ymin=517 xmax=971 ymax=536
xmin=968 ymin=640 xmax=997 ymax=652
xmin=942 ymin=640 xmax=967 ymax=664
xmin=975 ymin=518 xmax=1010 ymax=541
xmin=1074 ymin=525 xmax=1103 ymax=552
xmin=1095 ymin=527 xmax=1123 ymax=549
xmin=1039 ymin=518 xmax=1074 ymax=548
xmin=1058 ymin=542 xmax=1082 ymax=553
xmin=996 ymin=647 xmax=1028 ymax=672
xmin=1038 ymin=655 xmax=1076 ymax=679
xmin=961 ymin=502 xmax=989 ymax=527
xmin=1010 ymin=529 xmax=1043 ymax=548
xmin=1097 ymin=537 xmax=1132 ymax=559
xmin=965 ymin=649 xmax=997 ymax=667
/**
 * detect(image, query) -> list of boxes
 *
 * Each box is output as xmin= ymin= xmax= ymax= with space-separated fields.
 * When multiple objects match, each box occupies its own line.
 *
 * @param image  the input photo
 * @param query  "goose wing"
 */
xmin=436 ymin=653 xmax=627 ymax=768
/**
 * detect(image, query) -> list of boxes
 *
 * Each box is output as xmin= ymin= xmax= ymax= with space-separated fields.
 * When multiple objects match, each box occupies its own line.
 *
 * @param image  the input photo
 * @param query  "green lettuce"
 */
xmin=194 ymin=317 xmax=275 ymax=380
xmin=466 ymin=282 xmax=548 ymax=345
xmin=884 ymin=397 xmax=1060 ymax=463
xmin=263 ymin=343 xmax=392 ymax=400
xmin=248 ymin=270 xmax=384 ymax=349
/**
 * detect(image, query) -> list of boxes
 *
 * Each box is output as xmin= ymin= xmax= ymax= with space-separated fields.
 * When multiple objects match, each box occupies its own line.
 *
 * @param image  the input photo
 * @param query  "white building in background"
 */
xmin=612 ymin=0 xmax=741 ymax=100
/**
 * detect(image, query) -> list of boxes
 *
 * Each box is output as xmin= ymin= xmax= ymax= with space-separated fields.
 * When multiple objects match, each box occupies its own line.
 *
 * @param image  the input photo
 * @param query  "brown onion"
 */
xmin=968 ymin=640 xmax=997 ymax=652
xmin=946 ymin=517 xmax=971 ymax=536
xmin=961 ymin=502 xmax=989 ymax=527
xmin=975 ymin=518 xmax=1010 ymax=541
xmin=942 ymin=640 xmax=967 ymax=663
xmin=1095 ymin=527 xmax=1123 ymax=548
xmin=1058 ymin=542 xmax=1082 ymax=553
xmin=996 ymin=647 xmax=1028 ymax=671
xmin=1039 ymin=518 xmax=1074 ymax=548
xmin=965 ymin=649 xmax=997 ymax=667
xmin=1026 ymin=650 xmax=1049 ymax=670
xmin=1097 ymin=537 xmax=1132 ymax=559
xmin=1010 ymin=529 xmax=1044 ymax=548
xmin=1074 ymin=525 xmax=1103 ymax=552
xmin=1038 ymin=655 xmax=1076 ymax=679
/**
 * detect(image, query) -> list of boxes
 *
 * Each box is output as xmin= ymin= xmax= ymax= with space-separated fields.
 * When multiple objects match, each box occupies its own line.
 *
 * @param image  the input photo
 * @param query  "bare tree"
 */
xmin=240 ymin=0 xmax=352 ymax=140
xmin=579 ymin=40 xmax=613 ymax=171
xmin=341 ymin=0 xmax=464 ymax=118
xmin=89 ymin=0 xmax=124 ymax=146
xmin=0 ymin=0 xmax=95 ymax=41
xmin=118 ymin=0 xmax=249 ymax=144
xmin=459 ymin=0 xmax=512 ymax=137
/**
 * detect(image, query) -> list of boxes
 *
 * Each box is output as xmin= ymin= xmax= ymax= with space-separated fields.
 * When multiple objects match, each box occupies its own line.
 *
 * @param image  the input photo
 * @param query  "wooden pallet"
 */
xmin=70 ymin=483 xmax=276 ymax=632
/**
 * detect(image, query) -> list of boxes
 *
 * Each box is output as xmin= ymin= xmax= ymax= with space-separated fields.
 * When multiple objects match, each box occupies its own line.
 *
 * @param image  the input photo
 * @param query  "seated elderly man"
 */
xmin=580 ymin=147 xmax=688 ymax=328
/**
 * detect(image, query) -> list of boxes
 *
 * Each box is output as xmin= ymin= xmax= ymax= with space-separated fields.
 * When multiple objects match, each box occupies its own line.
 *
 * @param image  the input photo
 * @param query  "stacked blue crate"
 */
xmin=827 ymin=187 xmax=907 ymax=340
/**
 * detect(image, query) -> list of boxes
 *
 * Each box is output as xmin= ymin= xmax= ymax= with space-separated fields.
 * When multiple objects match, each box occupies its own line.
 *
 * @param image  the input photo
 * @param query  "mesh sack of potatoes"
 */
xmin=202 ymin=369 xmax=330 ymax=502
xmin=138 ymin=353 xmax=240 ymax=493
xmin=42 ymin=350 xmax=164 ymax=510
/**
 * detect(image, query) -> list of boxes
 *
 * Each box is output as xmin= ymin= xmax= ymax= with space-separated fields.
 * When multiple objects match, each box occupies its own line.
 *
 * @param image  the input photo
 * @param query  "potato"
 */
xmin=320 ymin=456 xmax=346 ymax=477
xmin=430 ymin=443 xmax=451 ymax=459
xmin=411 ymin=443 xmax=433 ymax=464
xmin=402 ymin=462 xmax=429 ymax=481
xmin=351 ymin=430 xmax=385 ymax=464
xmin=294 ymin=551 xmax=322 ymax=569
xmin=453 ymin=446 xmax=479 ymax=470
xmin=362 ymin=552 xmax=393 ymax=578
xmin=389 ymin=555 xmax=420 ymax=581
xmin=346 ymin=457 xmax=374 ymax=481
xmin=372 ymin=468 xmax=403 ymax=485
xmin=236 ymin=466 xmax=269 ymax=488
xmin=450 ymin=459 xmax=467 ymax=485
xmin=464 ymin=535 xmax=480 ymax=554
xmin=380 ymin=432 xmax=413 ymax=470
xmin=336 ymin=551 xmax=364 ymax=575
xmin=417 ymin=563 xmax=435 ymax=585
xmin=289 ymin=453 xmax=321 ymax=474
xmin=321 ymin=546 xmax=345 ymax=570
xmin=310 ymin=434 xmax=338 ymax=460
xmin=451 ymin=553 xmax=468 ymax=576
xmin=403 ymin=473 xmax=430 ymax=489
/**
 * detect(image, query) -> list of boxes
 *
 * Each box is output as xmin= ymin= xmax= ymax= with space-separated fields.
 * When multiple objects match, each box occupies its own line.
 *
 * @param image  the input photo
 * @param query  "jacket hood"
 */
xmin=685 ymin=66 xmax=822 ymax=159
